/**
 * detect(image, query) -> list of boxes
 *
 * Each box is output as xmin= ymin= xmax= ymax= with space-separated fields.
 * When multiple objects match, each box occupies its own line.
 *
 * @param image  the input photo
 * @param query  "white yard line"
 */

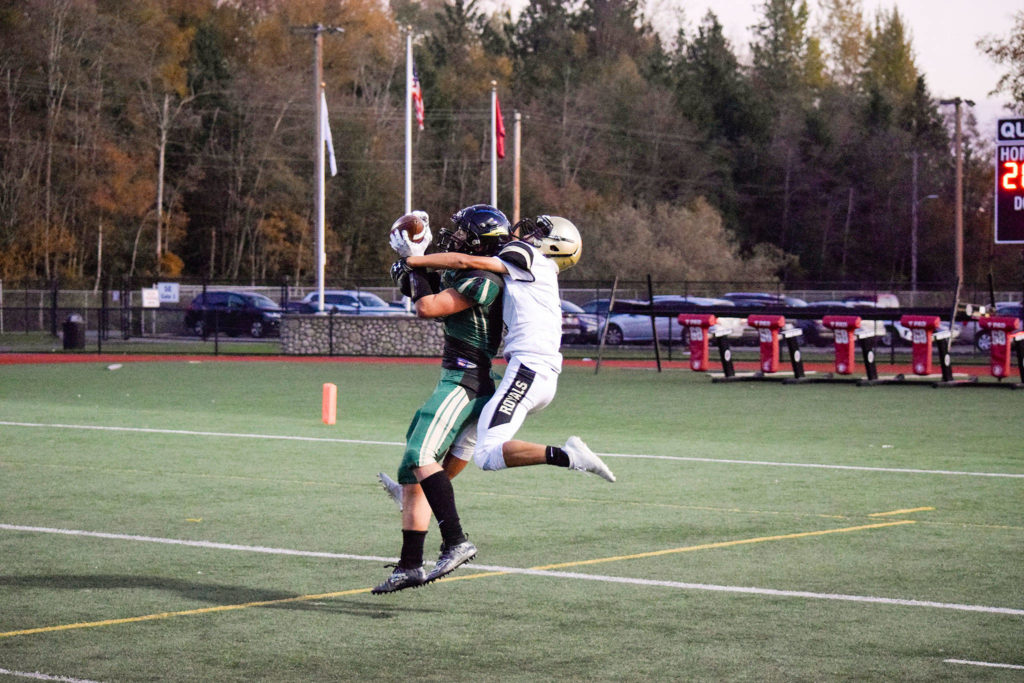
xmin=0 ymin=420 xmax=398 ymax=447
xmin=2 ymin=523 xmax=1021 ymax=617
xmin=2 ymin=420 xmax=1022 ymax=479
xmin=0 ymin=668 xmax=101 ymax=683
xmin=0 ymin=524 xmax=394 ymax=563
xmin=944 ymin=659 xmax=1024 ymax=670
xmin=604 ymin=452 xmax=1024 ymax=478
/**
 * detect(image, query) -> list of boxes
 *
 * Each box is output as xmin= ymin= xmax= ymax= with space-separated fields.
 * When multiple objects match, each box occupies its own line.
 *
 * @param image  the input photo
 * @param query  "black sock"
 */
xmin=419 ymin=471 xmax=467 ymax=547
xmin=545 ymin=446 xmax=570 ymax=468
xmin=399 ymin=529 xmax=427 ymax=569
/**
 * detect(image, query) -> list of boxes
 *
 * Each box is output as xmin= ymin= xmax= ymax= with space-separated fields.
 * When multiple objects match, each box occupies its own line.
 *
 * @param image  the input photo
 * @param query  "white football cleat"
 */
xmin=377 ymin=472 xmax=404 ymax=511
xmin=563 ymin=436 xmax=616 ymax=482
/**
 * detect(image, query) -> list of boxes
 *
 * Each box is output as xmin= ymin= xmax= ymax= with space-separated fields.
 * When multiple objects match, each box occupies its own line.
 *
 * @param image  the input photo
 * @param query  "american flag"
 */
xmin=412 ymin=65 xmax=424 ymax=131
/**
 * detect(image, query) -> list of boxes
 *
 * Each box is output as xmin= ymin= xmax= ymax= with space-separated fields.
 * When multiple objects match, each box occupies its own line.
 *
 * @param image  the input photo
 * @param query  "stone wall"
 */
xmin=281 ymin=314 xmax=445 ymax=356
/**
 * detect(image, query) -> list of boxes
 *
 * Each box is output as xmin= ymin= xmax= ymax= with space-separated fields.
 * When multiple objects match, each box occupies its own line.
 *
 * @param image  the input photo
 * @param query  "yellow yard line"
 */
xmin=0 ymin=587 xmax=372 ymax=639
xmin=868 ymin=507 xmax=934 ymax=517
xmin=531 ymin=520 xmax=916 ymax=571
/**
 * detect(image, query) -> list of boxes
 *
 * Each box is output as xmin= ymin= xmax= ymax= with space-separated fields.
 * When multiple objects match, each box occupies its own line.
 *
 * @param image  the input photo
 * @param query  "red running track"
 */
xmin=0 ymin=352 xmax=994 ymax=377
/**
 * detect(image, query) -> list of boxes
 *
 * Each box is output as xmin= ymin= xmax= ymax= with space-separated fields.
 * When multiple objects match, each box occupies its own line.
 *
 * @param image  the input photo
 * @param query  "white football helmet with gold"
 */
xmin=516 ymin=215 xmax=582 ymax=272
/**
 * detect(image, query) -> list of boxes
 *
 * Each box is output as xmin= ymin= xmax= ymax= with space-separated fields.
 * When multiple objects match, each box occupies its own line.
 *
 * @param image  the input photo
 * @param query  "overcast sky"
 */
xmin=678 ymin=0 xmax=1018 ymax=133
xmin=490 ymin=0 xmax=1019 ymax=134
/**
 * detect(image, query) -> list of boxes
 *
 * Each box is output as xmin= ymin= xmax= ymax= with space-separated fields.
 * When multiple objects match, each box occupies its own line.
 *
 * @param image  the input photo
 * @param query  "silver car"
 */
xmin=299 ymin=290 xmax=410 ymax=315
xmin=964 ymin=302 xmax=1023 ymax=351
xmin=580 ymin=296 xmax=735 ymax=346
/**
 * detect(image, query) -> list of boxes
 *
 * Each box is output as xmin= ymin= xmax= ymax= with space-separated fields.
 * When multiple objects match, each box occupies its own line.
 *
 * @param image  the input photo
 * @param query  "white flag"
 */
xmin=321 ymin=91 xmax=337 ymax=177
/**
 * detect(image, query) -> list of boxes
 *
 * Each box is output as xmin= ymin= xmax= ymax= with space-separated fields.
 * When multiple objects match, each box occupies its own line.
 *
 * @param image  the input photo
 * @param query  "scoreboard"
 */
xmin=996 ymin=118 xmax=1024 ymax=243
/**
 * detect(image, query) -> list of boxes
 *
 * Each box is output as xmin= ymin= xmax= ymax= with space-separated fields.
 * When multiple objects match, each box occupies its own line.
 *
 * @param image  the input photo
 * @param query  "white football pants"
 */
xmin=470 ymin=358 xmax=559 ymax=470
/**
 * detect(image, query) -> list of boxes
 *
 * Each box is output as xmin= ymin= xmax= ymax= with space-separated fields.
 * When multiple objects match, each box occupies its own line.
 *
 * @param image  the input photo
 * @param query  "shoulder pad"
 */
xmin=498 ymin=241 xmax=534 ymax=272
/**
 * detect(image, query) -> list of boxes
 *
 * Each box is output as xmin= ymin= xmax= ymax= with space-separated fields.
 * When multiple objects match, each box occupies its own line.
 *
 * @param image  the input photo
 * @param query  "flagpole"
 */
xmin=314 ymin=30 xmax=326 ymax=313
xmin=405 ymin=28 xmax=413 ymax=215
xmin=490 ymin=81 xmax=498 ymax=208
xmin=513 ymin=110 xmax=521 ymax=223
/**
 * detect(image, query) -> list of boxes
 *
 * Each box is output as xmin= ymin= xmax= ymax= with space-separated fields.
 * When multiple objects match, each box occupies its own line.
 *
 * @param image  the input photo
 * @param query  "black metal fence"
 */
xmin=0 ymin=277 xmax=1018 ymax=356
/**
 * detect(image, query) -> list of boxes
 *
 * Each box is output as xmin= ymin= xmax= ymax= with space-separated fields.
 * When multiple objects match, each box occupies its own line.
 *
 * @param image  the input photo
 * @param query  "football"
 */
xmin=390 ymin=212 xmax=426 ymax=243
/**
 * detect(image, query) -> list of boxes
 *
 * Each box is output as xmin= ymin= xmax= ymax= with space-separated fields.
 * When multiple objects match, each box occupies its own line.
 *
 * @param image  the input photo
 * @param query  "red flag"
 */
xmin=495 ymin=95 xmax=506 ymax=159
xmin=412 ymin=65 xmax=425 ymax=131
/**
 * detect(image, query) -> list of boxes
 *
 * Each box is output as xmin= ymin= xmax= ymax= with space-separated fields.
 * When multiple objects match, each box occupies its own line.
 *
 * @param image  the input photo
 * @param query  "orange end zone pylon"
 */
xmin=322 ymin=382 xmax=337 ymax=425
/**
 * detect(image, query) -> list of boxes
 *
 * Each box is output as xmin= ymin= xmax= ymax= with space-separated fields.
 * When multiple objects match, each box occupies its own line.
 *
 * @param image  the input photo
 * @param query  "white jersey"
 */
xmin=496 ymin=240 xmax=563 ymax=373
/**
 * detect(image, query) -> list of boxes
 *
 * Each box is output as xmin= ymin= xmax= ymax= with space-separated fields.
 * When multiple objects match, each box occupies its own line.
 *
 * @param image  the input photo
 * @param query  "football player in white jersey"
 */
xmin=401 ymin=215 xmax=615 ymax=483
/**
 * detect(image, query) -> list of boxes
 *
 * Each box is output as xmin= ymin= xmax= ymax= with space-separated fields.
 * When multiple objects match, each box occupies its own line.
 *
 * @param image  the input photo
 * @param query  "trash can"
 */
xmin=62 ymin=313 xmax=86 ymax=350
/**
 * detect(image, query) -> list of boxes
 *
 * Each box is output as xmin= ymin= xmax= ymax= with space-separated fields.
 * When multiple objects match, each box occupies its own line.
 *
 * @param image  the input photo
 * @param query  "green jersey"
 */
xmin=439 ymin=268 xmax=505 ymax=392
xmin=396 ymin=267 xmax=504 ymax=484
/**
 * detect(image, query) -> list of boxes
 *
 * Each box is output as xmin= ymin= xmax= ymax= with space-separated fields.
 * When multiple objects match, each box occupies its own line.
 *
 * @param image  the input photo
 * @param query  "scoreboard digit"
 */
xmin=996 ymin=119 xmax=1024 ymax=244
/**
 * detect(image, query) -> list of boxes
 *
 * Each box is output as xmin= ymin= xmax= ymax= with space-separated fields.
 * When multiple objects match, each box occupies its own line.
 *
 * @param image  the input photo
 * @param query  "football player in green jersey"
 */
xmin=372 ymin=205 xmax=511 ymax=594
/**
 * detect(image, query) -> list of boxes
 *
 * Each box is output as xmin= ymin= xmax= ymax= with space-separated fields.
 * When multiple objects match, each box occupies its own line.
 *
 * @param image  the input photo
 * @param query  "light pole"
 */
xmin=939 ymin=97 xmax=975 ymax=287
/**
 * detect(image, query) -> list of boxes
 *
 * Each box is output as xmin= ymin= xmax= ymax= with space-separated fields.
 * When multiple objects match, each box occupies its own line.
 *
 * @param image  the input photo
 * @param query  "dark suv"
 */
xmin=184 ymin=291 xmax=283 ymax=338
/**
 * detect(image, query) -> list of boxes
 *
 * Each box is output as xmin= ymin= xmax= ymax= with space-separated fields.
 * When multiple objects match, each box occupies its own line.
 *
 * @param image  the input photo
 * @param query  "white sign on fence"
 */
xmin=141 ymin=288 xmax=161 ymax=308
xmin=157 ymin=282 xmax=180 ymax=303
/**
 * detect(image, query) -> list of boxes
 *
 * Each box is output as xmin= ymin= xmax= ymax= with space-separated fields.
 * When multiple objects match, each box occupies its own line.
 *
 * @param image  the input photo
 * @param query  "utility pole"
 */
xmin=293 ymin=24 xmax=343 ymax=312
xmin=940 ymin=97 xmax=975 ymax=287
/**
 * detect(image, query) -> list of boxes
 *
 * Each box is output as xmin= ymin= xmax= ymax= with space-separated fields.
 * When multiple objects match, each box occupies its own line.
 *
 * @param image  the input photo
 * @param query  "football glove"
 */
xmin=390 ymin=258 xmax=414 ymax=286
xmin=389 ymin=219 xmax=432 ymax=258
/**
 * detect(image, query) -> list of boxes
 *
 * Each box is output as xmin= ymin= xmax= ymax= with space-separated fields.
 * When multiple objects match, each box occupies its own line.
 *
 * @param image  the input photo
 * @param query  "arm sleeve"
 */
xmin=398 ymin=269 xmax=441 ymax=300
xmin=451 ymin=270 xmax=503 ymax=306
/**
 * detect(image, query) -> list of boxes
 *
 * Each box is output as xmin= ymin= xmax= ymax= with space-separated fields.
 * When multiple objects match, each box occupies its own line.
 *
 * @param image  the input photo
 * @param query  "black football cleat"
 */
xmin=371 ymin=565 xmax=426 ymax=594
xmin=424 ymin=540 xmax=477 ymax=583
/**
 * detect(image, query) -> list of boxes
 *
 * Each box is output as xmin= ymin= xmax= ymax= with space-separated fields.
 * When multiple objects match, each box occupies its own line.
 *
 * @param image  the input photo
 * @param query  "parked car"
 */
xmin=838 ymin=298 xmax=901 ymax=346
xmin=298 ymin=290 xmax=410 ymax=315
xmin=578 ymin=298 xmax=678 ymax=345
xmin=968 ymin=302 xmax=1023 ymax=352
xmin=720 ymin=292 xmax=830 ymax=346
xmin=842 ymin=292 xmax=901 ymax=309
xmin=888 ymin=317 xmax=961 ymax=346
xmin=561 ymin=300 xmax=599 ymax=344
xmin=651 ymin=295 xmax=750 ymax=343
xmin=185 ymin=291 xmax=283 ymax=338
xmin=952 ymin=303 xmax=987 ymax=350
xmin=995 ymin=302 xmax=1023 ymax=318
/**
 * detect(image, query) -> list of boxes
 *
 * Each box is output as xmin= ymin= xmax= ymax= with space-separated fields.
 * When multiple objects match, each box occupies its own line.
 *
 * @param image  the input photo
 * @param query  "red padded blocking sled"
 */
xmin=678 ymin=313 xmax=717 ymax=371
xmin=979 ymin=316 xmax=1023 ymax=378
xmin=748 ymin=314 xmax=786 ymax=373
xmin=900 ymin=315 xmax=941 ymax=375
xmin=822 ymin=315 xmax=862 ymax=375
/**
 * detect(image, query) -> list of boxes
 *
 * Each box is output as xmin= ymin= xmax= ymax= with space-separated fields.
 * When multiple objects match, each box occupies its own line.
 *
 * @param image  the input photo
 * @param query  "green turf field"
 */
xmin=0 ymin=360 xmax=1021 ymax=681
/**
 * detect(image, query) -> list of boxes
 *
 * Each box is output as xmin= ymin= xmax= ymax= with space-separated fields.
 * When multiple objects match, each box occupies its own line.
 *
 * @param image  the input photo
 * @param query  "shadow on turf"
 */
xmin=0 ymin=574 xmax=439 ymax=618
